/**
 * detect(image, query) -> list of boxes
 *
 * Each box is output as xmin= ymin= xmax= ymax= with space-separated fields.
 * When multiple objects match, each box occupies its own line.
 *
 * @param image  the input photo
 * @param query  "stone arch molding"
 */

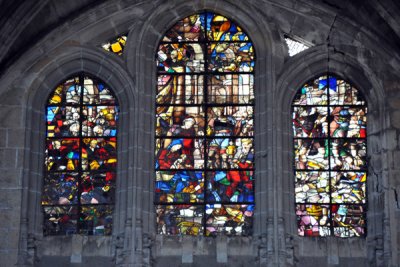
xmin=121 ymin=1 xmax=291 ymax=265
xmin=17 ymin=45 xmax=136 ymax=266
xmin=274 ymin=45 xmax=387 ymax=266
xmin=6 ymin=1 xmax=393 ymax=266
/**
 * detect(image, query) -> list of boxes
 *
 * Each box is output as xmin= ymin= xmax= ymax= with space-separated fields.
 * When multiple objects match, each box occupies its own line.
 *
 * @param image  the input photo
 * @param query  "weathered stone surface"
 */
xmin=0 ymin=0 xmax=399 ymax=266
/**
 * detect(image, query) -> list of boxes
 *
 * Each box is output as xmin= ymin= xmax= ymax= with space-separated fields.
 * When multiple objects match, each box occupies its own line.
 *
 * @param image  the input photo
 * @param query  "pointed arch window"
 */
xmin=42 ymin=74 xmax=119 ymax=235
xmin=292 ymin=75 xmax=367 ymax=237
xmin=155 ymin=12 xmax=255 ymax=236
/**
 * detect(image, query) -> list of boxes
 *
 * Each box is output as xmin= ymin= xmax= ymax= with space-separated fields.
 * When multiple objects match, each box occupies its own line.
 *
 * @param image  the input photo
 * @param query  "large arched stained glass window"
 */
xmin=155 ymin=12 xmax=255 ymax=236
xmin=292 ymin=75 xmax=367 ymax=237
xmin=42 ymin=74 xmax=119 ymax=235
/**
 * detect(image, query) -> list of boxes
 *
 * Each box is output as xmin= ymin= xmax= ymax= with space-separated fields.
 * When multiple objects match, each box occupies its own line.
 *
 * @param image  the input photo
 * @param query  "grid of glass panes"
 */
xmin=292 ymin=75 xmax=367 ymax=237
xmin=43 ymin=74 xmax=118 ymax=235
xmin=155 ymin=12 xmax=255 ymax=236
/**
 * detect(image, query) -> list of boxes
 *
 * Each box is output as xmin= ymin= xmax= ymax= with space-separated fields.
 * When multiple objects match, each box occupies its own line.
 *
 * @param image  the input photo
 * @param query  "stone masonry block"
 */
xmin=383 ymin=129 xmax=397 ymax=150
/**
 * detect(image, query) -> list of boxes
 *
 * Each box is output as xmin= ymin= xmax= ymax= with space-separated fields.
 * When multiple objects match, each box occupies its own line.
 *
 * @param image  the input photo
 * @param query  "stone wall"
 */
xmin=0 ymin=0 xmax=399 ymax=266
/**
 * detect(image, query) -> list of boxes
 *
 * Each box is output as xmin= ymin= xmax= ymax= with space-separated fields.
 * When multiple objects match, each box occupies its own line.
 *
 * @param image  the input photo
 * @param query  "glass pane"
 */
xmin=296 ymin=204 xmax=331 ymax=237
xmin=207 ymin=106 xmax=254 ymax=137
xmin=80 ymin=172 xmax=116 ymax=204
xmin=155 ymin=138 xmax=204 ymax=169
xmin=208 ymin=42 xmax=254 ymax=72
xmin=45 ymin=138 xmax=80 ymax=171
xmin=43 ymin=206 xmax=78 ymax=235
xmin=81 ymin=138 xmax=117 ymax=171
xmin=206 ymin=13 xmax=249 ymax=41
xmin=46 ymin=106 xmax=80 ymax=137
xmin=205 ymin=204 xmax=253 ymax=236
xmin=206 ymin=138 xmax=254 ymax=169
xmin=83 ymin=77 xmax=117 ymax=105
xmin=155 ymin=12 xmax=254 ymax=236
xmin=157 ymin=75 xmax=204 ymax=105
xmin=65 ymin=78 xmax=82 ymax=104
xmin=329 ymin=78 xmax=366 ymax=105
xmin=155 ymin=171 xmax=204 ymax=203
xmin=163 ymin=14 xmax=206 ymax=42
xmin=156 ymin=205 xmax=203 ymax=235
xmin=79 ymin=205 xmax=113 ymax=235
xmin=292 ymin=106 xmax=328 ymax=138
xmin=206 ymin=170 xmax=254 ymax=203
xmin=157 ymin=43 xmax=205 ymax=73
xmin=42 ymin=173 xmax=79 ymax=205
xmin=332 ymin=204 xmax=365 ymax=237
xmin=329 ymin=107 xmax=367 ymax=138
xmin=207 ymin=74 xmax=254 ymax=104
xmin=294 ymin=139 xmax=329 ymax=170
xmin=156 ymin=105 xmax=205 ymax=137
xmin=292 ymin=76 xmax=328 ymax=105
xmin=330 ymin=139 xmax=367 ymax=170
xmin=82 ymin=106 xmax=119 ymax=136
xmin=295 ymin=171 xmax=330 ymax=203
xmin=331 ymin=172 xmax=366 ymax=204
xmin=102 ymin=35 xmax=127 ymax=56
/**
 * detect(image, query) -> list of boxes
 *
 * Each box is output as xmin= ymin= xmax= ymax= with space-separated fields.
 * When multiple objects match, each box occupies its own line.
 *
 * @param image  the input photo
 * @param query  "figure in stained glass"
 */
xmin=43 ymin=74 xmax=118 ymax=236
xmin=156 ymin=12 xmax=255 ymax=236
xmin=293 ymin=75 xmax=367 ymax=237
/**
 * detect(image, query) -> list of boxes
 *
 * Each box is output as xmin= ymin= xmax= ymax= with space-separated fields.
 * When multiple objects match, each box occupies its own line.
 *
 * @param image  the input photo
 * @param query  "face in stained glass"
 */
xmin=156 ymin=105 xmax=205 ymax=137
xmin=82 ymin=106 xmax=118 ymax=137
xmin=157 ymin=43 xmax=205 ymax=73
xmin=292 ymin=75 xmax=367 ymax=237
xmin=206 ymin=13 xmax=249 ymax=41
xmin=292 ymin=106 xmax=328 ymax=138
xmin=43 ymin=74 xmax=118 ymax=236
xmin=163 ymin=14 xmax=206 ymax=42
xmin=156 ymin=138 xmax=204 ymax=170
xmin=208 ymin=42 xmax=254 ymax=72
xmin=81 ymin=138 xmax=117 ymax=171
xmin=207 ymin=106 xmax=254 ymax=137
xmin=329 ymin=107 xmax=366 ymax=138
xmin=47 ymin=106 xmax=80 ymax=137
xmin=156 ymin=12 xmax=255 ymax=236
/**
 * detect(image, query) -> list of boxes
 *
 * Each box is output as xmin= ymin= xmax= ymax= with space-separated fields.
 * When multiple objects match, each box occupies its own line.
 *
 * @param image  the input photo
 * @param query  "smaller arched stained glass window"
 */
xmin=155 ymin=12 xmax=255 ymax=236
xmin=42 ymin=74 xmax=119 ymax=235
xmin=292 ymin=75 xmax=367 ymax=237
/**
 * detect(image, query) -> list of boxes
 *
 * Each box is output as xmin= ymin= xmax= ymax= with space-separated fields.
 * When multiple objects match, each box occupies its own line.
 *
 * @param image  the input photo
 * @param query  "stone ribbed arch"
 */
xmin=123 ymin=1 xmax=287 ymax=265
xmin=17 ymin=46 xmax=135 ymax=266
xmin=274 ymin=45 xmax=387 ymax=266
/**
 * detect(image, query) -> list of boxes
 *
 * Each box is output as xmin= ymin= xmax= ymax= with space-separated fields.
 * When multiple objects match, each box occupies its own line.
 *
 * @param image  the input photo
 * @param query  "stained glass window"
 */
xmin=43 ymin=74 xmax=119 ymax=235
xmin=293 ymin=75 xmax=367 ymax=237
xmin=102 ymin=35 xmax=127 ymax=56
xmin=155 ymin=12 xmax=255 ymax=236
